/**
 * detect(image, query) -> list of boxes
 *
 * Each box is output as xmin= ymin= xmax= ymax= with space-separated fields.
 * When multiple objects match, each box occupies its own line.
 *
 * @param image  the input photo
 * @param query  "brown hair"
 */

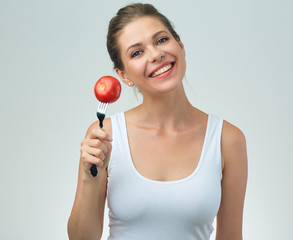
xmin=107 ymin=3 xmax=180 ymax=70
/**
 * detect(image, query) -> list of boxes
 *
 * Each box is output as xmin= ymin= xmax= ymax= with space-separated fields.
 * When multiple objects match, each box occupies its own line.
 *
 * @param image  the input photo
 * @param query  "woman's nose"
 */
xmin=148 ymin=47 xmax=165 ymax=63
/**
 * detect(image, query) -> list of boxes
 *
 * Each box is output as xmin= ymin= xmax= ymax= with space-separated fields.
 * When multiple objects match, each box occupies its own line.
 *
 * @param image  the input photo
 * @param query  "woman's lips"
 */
xmin=149 ymin=62 xmax=175 ymax=78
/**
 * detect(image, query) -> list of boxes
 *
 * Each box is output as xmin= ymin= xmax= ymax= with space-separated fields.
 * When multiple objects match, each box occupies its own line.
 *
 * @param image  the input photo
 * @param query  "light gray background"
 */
xmin=1 ymin=0 xmax=292 ymax=239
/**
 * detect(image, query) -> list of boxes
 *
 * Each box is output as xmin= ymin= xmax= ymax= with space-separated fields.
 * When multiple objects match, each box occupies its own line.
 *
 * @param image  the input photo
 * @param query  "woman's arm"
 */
xmin=67 ymin=118 xmax=112 ymax=240
xmin=216 ymin=120 xmax=248 ymax=240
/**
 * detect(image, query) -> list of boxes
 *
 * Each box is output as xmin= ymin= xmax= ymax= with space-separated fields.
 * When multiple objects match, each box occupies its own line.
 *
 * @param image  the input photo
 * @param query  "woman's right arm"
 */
xmin=67 ymin=119 xmax=112 ymax=240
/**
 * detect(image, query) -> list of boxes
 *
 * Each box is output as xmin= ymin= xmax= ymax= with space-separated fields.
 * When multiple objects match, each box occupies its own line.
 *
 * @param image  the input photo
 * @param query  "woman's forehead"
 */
xmin=118 ymin=17 xmax=169 ymax=50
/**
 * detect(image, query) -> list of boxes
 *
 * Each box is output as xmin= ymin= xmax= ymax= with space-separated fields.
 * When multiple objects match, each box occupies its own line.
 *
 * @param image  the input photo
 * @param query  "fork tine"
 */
xmin=97 ymin=102 xmax=108 ymax=114
xmin=102 ymin=102 xmax=108 ymax=112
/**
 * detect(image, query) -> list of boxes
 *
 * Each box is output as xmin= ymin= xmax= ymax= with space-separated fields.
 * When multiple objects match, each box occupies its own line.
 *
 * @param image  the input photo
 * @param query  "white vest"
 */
xmin=107 ymin=112 xmax=223 ymax=240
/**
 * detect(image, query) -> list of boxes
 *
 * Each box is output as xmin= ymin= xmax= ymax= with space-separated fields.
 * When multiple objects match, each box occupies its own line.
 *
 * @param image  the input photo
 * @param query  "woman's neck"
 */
xmin=132 ymin=86 xmax=196 ymax=131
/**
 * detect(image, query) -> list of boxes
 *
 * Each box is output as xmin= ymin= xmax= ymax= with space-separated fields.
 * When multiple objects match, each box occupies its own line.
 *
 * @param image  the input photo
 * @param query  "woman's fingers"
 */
xmin=87 ymin=128 xmax=113 ymax=142
xmin=87 ymin=139 xmax=108 ymax=153
xmin=86 ymin=147 xmax=106 ymax=161
xmin=80 ymin=127 xmax=113 ymax=177
xmin=81 ymin=151 xmax=104 ymax=168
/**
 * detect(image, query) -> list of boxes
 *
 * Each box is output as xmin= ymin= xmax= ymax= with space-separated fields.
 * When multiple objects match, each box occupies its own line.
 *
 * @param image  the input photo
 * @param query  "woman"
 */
xmin=68 ymin=3 xmax=247 ymax=240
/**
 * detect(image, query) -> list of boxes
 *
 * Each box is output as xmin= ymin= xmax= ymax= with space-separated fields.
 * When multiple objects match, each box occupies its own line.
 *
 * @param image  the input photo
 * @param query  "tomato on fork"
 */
xmin=94 ymin=76 xmax=121 ymax=103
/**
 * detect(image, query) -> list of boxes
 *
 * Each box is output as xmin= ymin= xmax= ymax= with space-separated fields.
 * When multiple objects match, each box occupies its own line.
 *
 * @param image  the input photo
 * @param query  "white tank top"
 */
xmin=107 ymin=112 xmax=223 ymax=240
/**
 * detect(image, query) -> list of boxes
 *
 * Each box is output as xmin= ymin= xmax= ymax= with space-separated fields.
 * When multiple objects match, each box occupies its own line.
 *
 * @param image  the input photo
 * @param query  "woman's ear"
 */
xmin=179 ymin=41 xmax=184 ymax=49
xmin=178 ymin=40 xmax=185 ymax=57
xmin=115 ymin=68 xmax=129 ymax=85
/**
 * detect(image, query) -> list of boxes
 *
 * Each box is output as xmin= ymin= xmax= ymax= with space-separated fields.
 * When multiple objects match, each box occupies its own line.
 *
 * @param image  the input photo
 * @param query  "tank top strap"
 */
xmin=108 ymin=112 xmax=130 ymax=175
xmin=200 ymin=114 xmax=223 ymax=179
xmin=110 ymin=112 xmax=127 ymax=143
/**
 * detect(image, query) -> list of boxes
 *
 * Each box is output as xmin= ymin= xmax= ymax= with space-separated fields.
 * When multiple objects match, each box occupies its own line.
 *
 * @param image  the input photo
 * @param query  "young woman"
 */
xmin=68 ymin=3 xmax=248 ymax=240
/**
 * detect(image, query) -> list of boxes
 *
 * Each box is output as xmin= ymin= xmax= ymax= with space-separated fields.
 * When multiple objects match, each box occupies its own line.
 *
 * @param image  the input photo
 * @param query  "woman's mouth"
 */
xmin=150 ymin=62 xmax=175 ymax=78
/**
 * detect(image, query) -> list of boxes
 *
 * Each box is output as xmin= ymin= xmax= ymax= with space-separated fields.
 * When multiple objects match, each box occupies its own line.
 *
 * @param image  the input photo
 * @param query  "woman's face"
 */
xmin=116 ymin=16 xmax=186 ymax=96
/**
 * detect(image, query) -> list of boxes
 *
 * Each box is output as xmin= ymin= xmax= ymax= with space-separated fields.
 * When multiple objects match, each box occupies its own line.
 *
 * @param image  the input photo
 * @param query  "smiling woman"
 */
xmin=67 ymin=3 xmax=247 ymax=240
xmin=116 ymin=16 xmax=186 ymax=96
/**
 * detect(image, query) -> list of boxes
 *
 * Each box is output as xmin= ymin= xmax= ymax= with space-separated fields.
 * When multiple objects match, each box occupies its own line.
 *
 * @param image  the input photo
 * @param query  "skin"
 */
xmin=68 ymin=16 xmax=248 ymax=240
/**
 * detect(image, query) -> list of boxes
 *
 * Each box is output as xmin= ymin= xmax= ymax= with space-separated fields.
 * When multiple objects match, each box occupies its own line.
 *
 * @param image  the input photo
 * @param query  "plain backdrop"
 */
xmin=1 ymin=0 xmax=292 ymax=239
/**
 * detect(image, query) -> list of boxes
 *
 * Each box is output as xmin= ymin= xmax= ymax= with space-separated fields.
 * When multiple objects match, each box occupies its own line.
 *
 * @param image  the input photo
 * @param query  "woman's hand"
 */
xmin=80 ymin=128 xmax=113 ymax=179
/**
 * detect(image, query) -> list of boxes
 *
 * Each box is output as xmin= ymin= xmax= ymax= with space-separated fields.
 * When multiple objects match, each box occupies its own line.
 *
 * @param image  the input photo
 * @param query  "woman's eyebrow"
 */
xmin=126 ymin=30 xmax=168 ymax=54
xmin=152 ymin=30 xmax=168 ymax=40
xmin=126 ymin=43 xmax=142 ymax=54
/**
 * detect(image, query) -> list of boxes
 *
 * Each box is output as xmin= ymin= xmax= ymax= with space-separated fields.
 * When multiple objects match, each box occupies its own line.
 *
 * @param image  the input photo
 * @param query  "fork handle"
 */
xmin=90 ymin=112 xmax=106 ymax=177
xmin=90 ymin=164 xmax=98 ymax=177
xmin=97 ymin=112 xmax=105 ymax=128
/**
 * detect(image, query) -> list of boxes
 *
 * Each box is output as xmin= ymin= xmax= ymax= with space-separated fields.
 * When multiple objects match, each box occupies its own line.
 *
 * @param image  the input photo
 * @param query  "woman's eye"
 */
xmin=131 ymin=50 xmax=142 ymax=58
xmin=157 ymin=37 xmax=169 ymax=45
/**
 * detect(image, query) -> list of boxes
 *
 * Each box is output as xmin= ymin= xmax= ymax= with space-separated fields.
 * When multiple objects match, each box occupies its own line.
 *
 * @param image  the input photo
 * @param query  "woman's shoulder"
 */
xmin=222 ymin=120 xmax=246 ymax=148
xmin=221 ymin=119 xmax=247 ymax=170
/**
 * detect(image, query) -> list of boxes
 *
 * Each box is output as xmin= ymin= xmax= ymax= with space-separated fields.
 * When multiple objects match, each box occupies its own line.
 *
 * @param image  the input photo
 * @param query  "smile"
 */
xmin=150 ymin=62 xmax=175 ymax=78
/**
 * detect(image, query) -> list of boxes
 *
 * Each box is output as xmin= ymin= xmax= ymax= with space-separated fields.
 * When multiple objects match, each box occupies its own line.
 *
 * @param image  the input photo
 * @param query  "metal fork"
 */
xmin=90 ymin=102 xmax=109 ymax=177
xmin=96 ymin=102 xmax=109 ymax=128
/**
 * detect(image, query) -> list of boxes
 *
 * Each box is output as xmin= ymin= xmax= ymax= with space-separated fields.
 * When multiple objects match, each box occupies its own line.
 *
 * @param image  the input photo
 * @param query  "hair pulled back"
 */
xmin=107 ymin=3 xmax=180 ymax=70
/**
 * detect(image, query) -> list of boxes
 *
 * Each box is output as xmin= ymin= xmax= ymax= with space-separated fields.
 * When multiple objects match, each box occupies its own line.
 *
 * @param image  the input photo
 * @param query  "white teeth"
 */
xmin=151 ymin=63 xmax=173 ymax=77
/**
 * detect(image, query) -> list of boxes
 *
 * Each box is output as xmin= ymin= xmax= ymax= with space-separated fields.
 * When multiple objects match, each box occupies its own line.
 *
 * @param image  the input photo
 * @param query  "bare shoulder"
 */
xmin=221 ymin=120 xmax=247 ymax=170
xmin=222 ymin=120 xmax=246 ymax=147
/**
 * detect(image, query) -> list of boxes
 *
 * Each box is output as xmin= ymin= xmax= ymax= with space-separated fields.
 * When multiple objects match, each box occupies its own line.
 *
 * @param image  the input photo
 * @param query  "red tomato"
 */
xmin=94 ymin=76 xmax=121 ymax=103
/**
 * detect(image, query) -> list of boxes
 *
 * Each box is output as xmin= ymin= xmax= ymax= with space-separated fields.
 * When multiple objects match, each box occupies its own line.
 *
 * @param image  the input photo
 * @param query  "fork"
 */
xmin=96 ymin=102 xmax=109 ymax=128
xmin=90 ymin=102 xmax=109 ymax=177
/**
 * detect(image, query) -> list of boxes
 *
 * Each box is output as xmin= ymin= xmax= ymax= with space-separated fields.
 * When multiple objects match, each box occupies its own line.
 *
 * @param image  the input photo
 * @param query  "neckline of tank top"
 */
xmin=119 ymin=112 xmax=211 ymax=185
